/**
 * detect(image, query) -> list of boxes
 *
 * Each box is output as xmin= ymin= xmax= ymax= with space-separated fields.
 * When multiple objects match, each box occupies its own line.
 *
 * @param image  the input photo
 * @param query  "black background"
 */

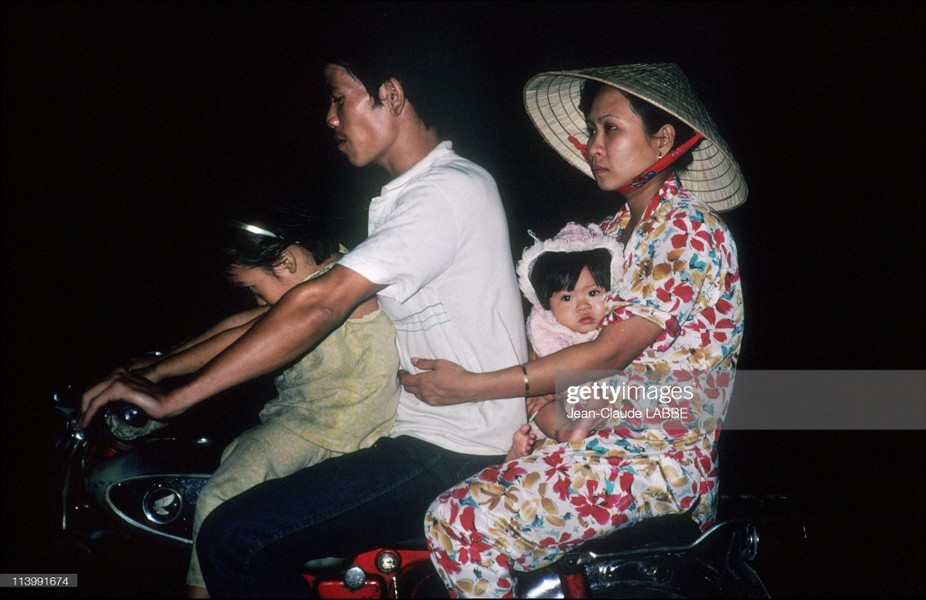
xmin=2 ymin=1 xmax=924 ymax=597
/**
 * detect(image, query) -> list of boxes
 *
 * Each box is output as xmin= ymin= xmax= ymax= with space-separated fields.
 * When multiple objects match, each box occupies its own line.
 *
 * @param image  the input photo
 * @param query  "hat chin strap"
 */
xmin=616 ymin=132 xmax=704 ymax=196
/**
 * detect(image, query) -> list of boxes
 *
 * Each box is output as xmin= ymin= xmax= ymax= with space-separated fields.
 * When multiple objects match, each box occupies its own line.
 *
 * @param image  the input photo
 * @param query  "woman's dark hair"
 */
xmin=529 ymin=249 xmax=612 ymax=310
xmin=218 ymin=205 xmax=343 ymax=274
xmin=578 ymin=80 xmax=696 ymax=171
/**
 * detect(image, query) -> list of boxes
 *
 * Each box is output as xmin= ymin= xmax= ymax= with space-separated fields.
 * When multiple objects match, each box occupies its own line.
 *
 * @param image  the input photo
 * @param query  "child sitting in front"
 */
xmin=506 ymin=222 xmax=624 ymax=461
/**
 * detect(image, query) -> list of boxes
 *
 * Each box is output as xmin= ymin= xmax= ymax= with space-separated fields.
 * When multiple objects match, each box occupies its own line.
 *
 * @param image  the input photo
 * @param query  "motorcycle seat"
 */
xmin=346 ymin=510 xmax=702 ymax=558
xmin=572 ymin=509 xmax=701 ymax=556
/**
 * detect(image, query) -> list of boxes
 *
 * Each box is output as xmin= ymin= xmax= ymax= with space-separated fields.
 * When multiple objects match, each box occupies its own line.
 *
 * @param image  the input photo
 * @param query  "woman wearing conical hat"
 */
xmin=402 ymin=63 xmax=746 ymax=597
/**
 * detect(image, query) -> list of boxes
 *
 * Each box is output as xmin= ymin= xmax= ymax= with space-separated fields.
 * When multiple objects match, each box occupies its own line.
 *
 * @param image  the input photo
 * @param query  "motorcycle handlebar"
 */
xmin=54 ymin=388 xmax=150 ymax=428
xmin=106 ymin=401 xmax=150 ymax=428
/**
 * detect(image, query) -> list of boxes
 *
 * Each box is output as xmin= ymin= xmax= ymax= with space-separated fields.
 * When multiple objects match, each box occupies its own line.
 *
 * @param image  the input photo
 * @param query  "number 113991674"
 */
xmin=2 ymin=574 xmax=77 ymax=588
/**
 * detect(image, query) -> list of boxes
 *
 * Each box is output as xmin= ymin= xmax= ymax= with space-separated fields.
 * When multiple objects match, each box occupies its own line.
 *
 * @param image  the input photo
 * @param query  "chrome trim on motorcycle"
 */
xmin=104 ymin=474 xmax=211 ymax=544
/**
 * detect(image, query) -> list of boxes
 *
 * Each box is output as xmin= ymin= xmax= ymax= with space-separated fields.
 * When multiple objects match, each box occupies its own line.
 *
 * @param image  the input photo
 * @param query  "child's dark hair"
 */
xmin=529 ymin=249 xmax=612 ymax=310
xmin=217 ymin=205 xmax=343 ymax=274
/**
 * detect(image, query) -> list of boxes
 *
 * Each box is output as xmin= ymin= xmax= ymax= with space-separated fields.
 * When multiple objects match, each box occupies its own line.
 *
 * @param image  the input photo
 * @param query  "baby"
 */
xmin=506 ymin=222 xmax=624 ymax=461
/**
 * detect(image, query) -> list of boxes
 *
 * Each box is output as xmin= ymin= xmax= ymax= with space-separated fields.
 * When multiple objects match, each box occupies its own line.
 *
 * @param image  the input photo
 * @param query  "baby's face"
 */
xmin=549 ymin=266 xmax=608 ymax=334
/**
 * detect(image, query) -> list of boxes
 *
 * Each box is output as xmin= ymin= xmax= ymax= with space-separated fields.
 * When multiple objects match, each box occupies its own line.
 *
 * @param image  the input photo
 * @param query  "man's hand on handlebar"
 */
xmin=79 ymin=371 xmax=168 ymax=431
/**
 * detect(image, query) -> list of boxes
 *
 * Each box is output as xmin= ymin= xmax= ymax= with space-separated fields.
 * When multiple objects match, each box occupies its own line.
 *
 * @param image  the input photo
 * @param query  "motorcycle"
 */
xmin=299 ymin=493 xmax=807 ymax=599
xmin=50 ymin=374 xmax=272 ymax=596
xmin=53 ymin=383 xmax=807 ymax=598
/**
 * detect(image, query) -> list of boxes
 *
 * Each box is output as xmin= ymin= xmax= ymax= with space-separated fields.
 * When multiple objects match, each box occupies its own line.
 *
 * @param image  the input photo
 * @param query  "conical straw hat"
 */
xmin=523 ymin=63 xmax=747 ymax=211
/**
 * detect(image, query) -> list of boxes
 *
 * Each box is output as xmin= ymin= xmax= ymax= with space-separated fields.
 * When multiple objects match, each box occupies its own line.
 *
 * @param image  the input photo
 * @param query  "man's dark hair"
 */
xmin=326 ymin=26 xmax=455 ymax=134
xmin=529 ymin=249 xmax=612 ymax=310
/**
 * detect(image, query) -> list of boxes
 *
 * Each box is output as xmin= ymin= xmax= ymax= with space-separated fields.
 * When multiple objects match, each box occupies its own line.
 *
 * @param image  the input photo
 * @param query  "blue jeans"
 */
xmin=197 ymin=435 xmax=504 ymax=598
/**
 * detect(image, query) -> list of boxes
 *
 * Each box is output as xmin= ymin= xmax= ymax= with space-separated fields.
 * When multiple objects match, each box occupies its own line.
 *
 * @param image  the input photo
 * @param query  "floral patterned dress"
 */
xmin=423 ymin=176 xmax=744 ymax=598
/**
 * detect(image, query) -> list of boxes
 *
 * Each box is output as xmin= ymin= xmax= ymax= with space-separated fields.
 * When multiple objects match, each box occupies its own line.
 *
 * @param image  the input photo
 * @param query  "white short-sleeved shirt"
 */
xmin=339 ymin=142 xmax=528 ymax=455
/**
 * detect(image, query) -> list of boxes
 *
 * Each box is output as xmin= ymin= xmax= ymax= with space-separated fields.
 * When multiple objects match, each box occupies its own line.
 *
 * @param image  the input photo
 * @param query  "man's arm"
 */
xmin=79 ymin=265 xmax=384 ymax=428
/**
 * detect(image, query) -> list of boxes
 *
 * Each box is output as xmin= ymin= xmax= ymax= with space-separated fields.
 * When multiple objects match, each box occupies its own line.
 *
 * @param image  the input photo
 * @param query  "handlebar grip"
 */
xmin=108 ymin=401 xmax=150 ymax=428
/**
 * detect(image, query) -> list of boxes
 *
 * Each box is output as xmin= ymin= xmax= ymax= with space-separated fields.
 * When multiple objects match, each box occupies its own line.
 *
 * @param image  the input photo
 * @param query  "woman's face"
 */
xmin=584 ymin=87 xmax=662 ymax=193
